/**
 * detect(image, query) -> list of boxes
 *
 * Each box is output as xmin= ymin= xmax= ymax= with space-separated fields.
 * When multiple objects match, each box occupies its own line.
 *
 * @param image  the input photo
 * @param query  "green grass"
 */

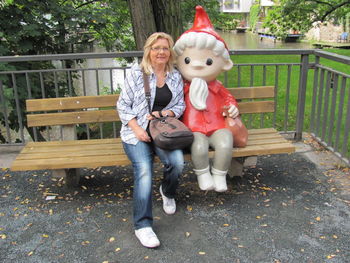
xmin=219 ymin=49 xmax=350 ymax=158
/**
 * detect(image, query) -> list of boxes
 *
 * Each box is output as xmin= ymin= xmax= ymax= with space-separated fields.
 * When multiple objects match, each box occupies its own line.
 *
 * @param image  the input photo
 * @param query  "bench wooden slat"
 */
xmin=239 ymin=101 xmax=275 ymax=114
xmin=27 ymin=101 xmax=273 ymax=127
xmin=27 ymin=109 xmax=119 ymax=127
xmin=26 ymin=95 xmax=118 ymax=112
xmin=25 ymin=86 xmax=274 ymax=112
xmin=11 ymin=155 xmax=132 ymax=170
xmin=11 ymin=128 xmax=295 ymax=171
xmin=17 ymin=138 xmax=289 ymax=161
xmin=227 ymin=86 xmax=274 ymax=99
xmin=24 ymin=138 xmax=119 ymax=147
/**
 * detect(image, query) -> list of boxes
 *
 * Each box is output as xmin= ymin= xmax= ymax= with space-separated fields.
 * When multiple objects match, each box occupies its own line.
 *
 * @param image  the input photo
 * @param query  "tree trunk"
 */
xmin=151 ymin=0 xmax=183 ymax=41
xmin=128 ymin=0 xmax=157 ymax=50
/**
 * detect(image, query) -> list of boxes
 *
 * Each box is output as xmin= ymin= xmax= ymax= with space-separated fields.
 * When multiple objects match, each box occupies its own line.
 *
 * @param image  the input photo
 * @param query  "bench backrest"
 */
xmin=26 ymin=86 xmax=274 ymax=127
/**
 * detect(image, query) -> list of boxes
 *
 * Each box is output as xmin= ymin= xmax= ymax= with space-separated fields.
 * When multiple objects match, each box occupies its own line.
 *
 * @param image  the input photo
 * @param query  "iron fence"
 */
xmin=0 ymin=49 xmax=349 ymax=165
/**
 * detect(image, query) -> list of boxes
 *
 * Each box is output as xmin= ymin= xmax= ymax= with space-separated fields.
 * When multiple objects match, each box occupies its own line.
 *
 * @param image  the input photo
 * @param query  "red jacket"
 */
xmin=182 ymin=80 xmax=238 ymax=136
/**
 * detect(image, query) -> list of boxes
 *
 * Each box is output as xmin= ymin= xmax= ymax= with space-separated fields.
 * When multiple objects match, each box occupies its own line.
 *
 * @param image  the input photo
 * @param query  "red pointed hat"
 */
xmin=182 ymin=5 xmax=228 ymax=49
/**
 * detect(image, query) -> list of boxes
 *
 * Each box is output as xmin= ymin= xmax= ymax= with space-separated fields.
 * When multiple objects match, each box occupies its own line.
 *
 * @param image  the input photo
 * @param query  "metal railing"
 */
xmin=0 ymin=49 xmax=349 ymax=165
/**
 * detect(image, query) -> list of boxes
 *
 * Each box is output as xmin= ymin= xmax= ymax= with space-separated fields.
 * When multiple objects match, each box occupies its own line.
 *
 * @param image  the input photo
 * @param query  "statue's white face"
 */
xmin=176 ymin=47 xmax=233 ymax=82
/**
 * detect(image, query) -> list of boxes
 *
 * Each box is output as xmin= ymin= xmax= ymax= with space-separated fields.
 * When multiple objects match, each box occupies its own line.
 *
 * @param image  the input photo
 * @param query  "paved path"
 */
xmin=0 ymin=140 xmax=349 ymax=263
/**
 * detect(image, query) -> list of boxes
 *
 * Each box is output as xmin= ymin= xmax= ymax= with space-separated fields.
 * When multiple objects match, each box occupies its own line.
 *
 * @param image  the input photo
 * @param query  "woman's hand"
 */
xmin=128 ymin=118 xmax=151 ymax=142
xmin=146 ymin=110 xmax=174 ymax=120
xmin=133 ymin=126 xmax=151 ymax=142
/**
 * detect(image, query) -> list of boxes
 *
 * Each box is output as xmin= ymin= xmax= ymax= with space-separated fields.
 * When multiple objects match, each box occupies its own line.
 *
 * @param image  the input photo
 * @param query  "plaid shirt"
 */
xmin=117 ymin=64 xmax=185 ymax=145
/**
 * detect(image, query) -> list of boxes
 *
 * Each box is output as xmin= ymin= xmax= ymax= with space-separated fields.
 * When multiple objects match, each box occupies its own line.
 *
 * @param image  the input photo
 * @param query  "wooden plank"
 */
xmin=11 ymin=154 xmax=131 ymax=171
xmin=26 ymin=95 xmax=118 ymax=112
xmin=239 ymin=101 xmax=275 ymax=114
xmin=27 ymin=100 xmax=273 ymax=127
xmin=26 ymin=87 xmax=274 ymax=112
xmin=27 ymin=109 xmax=119 ymax=127
xmin=231 ymin=142 xmax=295 ymax=157
xmin=24 ymin=138 xmax=120 ymax=147
xmin=248 ymin=128 xmax=277 ymax=134
xmin=19 ymin=145 xmax=124 ymax=157
xmin=11 ymin=127 xmax=295 ymax=171
xmin=17 ymin=137 xmax=288 ymax=160
xmin=12 ymin=141 xmax=295 ymax=171
xmin=16 ymin=148 xmax=125 ymax=160
xmin=228 ymin=86 xmax=274 ymax=99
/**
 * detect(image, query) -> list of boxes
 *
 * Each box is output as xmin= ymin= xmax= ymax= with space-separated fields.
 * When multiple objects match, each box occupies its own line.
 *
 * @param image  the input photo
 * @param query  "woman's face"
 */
xmin=149 ymin=38 xmax=170 ymax=68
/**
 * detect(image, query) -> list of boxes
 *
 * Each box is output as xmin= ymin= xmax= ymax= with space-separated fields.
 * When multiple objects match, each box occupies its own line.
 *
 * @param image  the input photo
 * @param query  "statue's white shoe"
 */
xmin=197 ymin=172 xmax=214 ymax=191
xmin=212 ymin=167 xmax=228 ymax=192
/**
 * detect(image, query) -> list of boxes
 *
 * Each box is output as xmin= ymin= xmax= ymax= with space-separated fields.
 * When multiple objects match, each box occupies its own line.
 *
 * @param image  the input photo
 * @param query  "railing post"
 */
xmin=295 ymin=54 xmax=309 ymax=141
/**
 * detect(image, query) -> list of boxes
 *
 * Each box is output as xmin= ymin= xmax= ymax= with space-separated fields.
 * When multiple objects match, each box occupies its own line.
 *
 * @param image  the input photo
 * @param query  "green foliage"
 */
xmin=180 ymin=0 xmax=221 ymax=29
xmin=249 ymin=4 xmax=260 ymax=32
xmin=263 ymin=0 xmax=350 ymax=37
xmin=0 ymin=0 xmax=133 ymax=55
xmin=213 ymin=12 xmax=240 ymax=31
xmin=0 ymin=0 xmax=133 ymax=142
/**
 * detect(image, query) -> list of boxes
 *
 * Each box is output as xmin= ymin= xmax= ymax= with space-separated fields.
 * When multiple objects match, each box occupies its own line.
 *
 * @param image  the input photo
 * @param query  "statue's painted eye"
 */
xmin=184 ymin=57 xmax=191 ymax=64
xmin=206 ymin=58 xmax=213 ymax=66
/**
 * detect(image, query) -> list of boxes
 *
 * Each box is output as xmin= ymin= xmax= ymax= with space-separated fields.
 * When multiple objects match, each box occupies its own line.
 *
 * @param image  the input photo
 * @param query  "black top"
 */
xmin=152 ymin=83 xmax=172 ymax=112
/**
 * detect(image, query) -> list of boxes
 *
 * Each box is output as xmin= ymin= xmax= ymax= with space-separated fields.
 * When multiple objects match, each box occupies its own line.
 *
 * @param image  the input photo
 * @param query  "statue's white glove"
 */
xmin=223 ymin=105 xmax=239 ymax=118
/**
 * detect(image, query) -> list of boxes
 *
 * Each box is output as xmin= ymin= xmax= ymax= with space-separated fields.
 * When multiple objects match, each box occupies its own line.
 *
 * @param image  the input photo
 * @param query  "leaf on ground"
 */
xmin=315 ymin=216 xmax=321 ymax=221
xmin=186 ymin=205 xmax=193 ymax=212
xmin=109 ymin=237 xmax=115 ymax=242
xmin=223 ymin=224 xmax=229 ymax=227
xmin=185 ymin=232 xmax=191 ymax=237
xmin=115 ymin=248 xmax=121 ymax=252
xmin=198 ymin=251 xmax=206 ymax=255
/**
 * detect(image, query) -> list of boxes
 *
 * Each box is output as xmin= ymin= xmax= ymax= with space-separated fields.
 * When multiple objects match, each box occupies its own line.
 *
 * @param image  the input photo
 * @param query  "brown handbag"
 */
xmin=143 ymin=72 xmax=194 ymax=150
xmin=223 ymin=106 xmax=248 ymax=147
xmin=225 ymin=116 xmax=248 ymax=147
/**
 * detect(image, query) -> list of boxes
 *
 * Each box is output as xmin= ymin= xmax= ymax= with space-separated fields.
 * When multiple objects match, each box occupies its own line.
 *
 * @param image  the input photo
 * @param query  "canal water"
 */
xmin=220 ymin=30 xmax=313 ymax=49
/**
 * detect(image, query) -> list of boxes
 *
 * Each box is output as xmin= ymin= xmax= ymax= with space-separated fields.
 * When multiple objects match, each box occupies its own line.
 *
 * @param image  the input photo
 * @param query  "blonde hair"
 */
xmin=140 ymin=32 xmax=176 ymax=75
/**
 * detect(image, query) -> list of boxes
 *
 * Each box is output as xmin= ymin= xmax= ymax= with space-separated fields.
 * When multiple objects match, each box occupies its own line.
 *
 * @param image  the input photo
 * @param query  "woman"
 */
xmin=117 ymin=32 xmax=185 ymax=248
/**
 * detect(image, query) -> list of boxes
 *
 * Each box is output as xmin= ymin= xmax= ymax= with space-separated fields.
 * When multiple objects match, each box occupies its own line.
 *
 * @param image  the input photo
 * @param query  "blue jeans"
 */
xmin=122 ymin=141 xmax=184 ymax=230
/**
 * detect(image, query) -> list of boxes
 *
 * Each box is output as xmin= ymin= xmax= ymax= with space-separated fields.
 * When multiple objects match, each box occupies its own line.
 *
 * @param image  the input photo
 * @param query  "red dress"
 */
xmin=182 ymin=80 xmax=238 ymax=136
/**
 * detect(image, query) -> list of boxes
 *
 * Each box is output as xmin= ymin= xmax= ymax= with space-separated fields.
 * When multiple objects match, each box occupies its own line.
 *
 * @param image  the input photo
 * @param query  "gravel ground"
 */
xmin=0 ymin=144 xmax=350 ymax=263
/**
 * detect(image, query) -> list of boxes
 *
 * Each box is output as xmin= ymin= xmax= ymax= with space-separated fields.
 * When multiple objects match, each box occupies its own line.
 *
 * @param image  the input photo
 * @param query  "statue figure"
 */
xmin=174 ymin=5 xmax=239 ymax=192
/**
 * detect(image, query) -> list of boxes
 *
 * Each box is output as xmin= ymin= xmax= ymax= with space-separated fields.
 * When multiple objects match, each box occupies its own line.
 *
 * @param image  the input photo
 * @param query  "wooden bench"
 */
xmin=10 ymin=86 xmax=295 ymax=186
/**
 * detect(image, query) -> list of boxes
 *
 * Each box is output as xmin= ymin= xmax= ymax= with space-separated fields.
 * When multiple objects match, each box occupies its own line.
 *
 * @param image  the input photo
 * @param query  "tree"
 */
xmin=0 ymin=0 xmax=133 ymax=142
xmin=128 ymin=0 xmax=222 ymax=50
xmin=263 ymin=0 xmax=350 ymax=37
xmin=128 ymin=0 xmax=182 ymax=50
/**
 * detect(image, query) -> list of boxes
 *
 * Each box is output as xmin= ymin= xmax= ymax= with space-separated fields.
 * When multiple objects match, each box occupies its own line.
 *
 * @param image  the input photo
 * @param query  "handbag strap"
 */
xmin=142 ymin=71 xmax=152 ymax=114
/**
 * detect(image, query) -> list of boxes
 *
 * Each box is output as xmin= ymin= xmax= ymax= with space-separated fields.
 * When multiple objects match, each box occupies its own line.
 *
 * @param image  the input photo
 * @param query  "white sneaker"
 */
xmin=135 ymin=227 xmax=160 ymax=248
xmin=159 ymin=185 xmax=176 ymax=215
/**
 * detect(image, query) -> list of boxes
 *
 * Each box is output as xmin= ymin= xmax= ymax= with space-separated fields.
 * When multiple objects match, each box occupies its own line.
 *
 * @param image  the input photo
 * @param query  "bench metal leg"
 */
xmin=65 ymin=169 xmax=81 ymax=188
xmin=52 ymin=169 xmax=80 ymax=187
xmin=228 ymin=156 xmax=258 ymax=178
xmin=228 ymin=157 xmax=245 ymax=178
